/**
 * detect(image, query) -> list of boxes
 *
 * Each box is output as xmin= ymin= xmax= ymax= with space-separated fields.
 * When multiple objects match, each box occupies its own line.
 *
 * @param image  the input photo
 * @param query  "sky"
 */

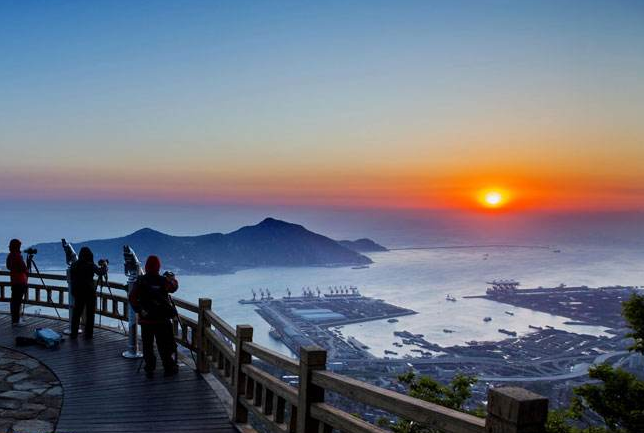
xmin=1 ymin=0 xmax=644 ymax=213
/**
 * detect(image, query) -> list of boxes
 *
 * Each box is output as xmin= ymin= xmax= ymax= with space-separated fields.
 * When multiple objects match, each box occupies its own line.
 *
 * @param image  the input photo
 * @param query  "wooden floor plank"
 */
xmin=0 ymin=313 xmax=236 ymax=433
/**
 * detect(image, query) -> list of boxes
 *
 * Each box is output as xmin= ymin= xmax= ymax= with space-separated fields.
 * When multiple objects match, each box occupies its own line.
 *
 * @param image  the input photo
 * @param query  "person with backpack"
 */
xmin=129 ymin=255 xmax=179 ymax=378
xmin=5 ymin=239 xmax=28 ymax=326
xmin=69 ymin=246 xmax=107 ymax=339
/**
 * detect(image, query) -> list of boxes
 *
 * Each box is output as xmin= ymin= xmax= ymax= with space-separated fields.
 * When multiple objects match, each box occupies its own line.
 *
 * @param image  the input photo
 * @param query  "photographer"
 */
xmin=128 ymin=255 xmax=179 ymax=378
xmin=5 ymin=239 xmax=28 ymax=326
xmin=69 ymin=247 xmax=107 ymax=339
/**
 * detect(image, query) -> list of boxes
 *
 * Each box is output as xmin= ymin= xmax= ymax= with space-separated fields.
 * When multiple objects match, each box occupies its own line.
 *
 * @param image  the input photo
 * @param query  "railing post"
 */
xmin=197 ymin=298 xmax=212 ymax=373
xmin=486 ymin=387 xmax=548 ymax=433
xmin=296 ymin=345 xmax=327 ymax=433
xmin=232 ymin=324 xmax=253 ymax=424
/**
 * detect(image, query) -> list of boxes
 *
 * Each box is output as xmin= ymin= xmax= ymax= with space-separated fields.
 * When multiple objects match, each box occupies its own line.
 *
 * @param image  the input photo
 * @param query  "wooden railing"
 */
xmin=0 ymin=271 xmax=549 ymax=433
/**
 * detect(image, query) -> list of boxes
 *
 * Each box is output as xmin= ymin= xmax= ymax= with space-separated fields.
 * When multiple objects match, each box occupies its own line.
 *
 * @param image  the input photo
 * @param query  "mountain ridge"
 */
xmin=12 ymin=218 xmax=385 ymax=275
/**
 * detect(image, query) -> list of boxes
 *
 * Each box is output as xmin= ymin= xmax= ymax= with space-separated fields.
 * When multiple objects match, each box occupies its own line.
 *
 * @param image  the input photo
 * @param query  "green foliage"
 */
xmin=572 ymin=364 xmax=644 ymax=433
xmin=385 ymin=372 xmax=478 ymax=433
xmin=623 ymin=293 xmax=644 ymax=355
xmin=397 ymin=371 xmax=477 ymax=411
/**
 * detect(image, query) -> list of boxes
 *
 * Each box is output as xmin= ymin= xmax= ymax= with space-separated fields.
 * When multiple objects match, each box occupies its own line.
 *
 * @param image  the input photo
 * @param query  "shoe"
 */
xmin=163 ymin=366 xmax=179 ymax=377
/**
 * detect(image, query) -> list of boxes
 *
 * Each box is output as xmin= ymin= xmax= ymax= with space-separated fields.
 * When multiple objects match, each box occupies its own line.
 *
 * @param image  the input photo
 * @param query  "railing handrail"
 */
xmin=312 ymin=370 xmax=485 ymax=433
xmin=0 ymin=270 xmax=127 ymax=290
xmin=0 ymin=274 xmax=548 ymax=433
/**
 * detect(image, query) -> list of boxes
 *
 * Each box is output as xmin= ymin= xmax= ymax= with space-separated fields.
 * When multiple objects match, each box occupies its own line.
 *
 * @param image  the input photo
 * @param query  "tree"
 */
xmin=623 ymin=293 xmax=644 ymax=355
xmin=550 ymin=293 xmax=644 ymax=433
xmin=572 ymin=364 xmax=644 ymax=432
xmin=389 ymin=372 xmax=479 ymax=433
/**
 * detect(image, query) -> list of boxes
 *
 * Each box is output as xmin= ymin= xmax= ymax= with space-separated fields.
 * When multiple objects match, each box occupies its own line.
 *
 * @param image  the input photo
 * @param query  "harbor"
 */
xmin=240 ymin=286 xmax=416 ymax=358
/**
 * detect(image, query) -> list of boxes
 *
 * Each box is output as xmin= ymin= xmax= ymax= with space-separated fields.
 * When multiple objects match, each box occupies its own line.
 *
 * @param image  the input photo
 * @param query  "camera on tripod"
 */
xmin=24 ymin=247 xmax=37 ymax=256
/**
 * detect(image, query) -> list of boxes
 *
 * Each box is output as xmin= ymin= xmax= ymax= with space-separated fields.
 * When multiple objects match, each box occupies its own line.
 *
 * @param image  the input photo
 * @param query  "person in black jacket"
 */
xmin=129 ymin=255 xmax=179 ymax=378
xmin=69 ymin=247 xmax=107 ymax=339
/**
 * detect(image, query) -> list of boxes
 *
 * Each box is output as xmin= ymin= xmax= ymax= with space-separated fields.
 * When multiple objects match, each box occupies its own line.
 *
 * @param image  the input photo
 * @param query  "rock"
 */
xmin=12 ymin=419 xmax=54 ymax=433
xmin=0 ymin=398 xmax=20 ymax=409
xmin=0 ymin=390 xmax=34 ymax=400
xmin=44 ymin=386 xmax=62 ymax=397
xmin=6 ymin=372 xmax=29 ymax=383
xmin=13 ymin=381 xmax=50 ymax=391
xmin=3 ymin=407 xmax=42 ymax=419
xmin=23 ymin=403 xmax=47 ymax=412
xmin=15 ymin=358 xmax=40 ymax=369
xmin=40 ymin=407 xmax=60 ymax=421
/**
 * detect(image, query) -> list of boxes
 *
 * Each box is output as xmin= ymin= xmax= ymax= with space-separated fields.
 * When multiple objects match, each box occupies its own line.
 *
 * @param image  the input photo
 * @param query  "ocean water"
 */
xmin=171 ymin=245 xmax=642 ymax=358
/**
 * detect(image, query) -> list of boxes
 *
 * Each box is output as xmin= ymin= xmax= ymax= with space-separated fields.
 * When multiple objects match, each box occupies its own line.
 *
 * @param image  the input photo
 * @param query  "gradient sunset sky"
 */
xmin=1 ymin=1 xmax=643 ymax=212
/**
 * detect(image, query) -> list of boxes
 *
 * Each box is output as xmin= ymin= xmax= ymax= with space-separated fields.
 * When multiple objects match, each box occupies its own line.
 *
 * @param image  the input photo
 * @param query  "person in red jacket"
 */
xmin=5 ymin=239 xmax=28 ymax=326
xmin=128 ymin=255 xmax=179 ymax=378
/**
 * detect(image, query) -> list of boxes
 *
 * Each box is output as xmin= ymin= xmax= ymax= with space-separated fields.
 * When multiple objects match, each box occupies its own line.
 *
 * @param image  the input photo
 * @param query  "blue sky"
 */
xmin=1 ymin=1 xmax=643 ymax=211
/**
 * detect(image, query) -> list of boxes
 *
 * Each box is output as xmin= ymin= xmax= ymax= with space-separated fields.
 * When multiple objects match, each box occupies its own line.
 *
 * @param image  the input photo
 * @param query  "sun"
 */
xmin=478 ymin=189 xmax=509 ymax=209
xmin=485 ymin=191 xmax=502 ymax=206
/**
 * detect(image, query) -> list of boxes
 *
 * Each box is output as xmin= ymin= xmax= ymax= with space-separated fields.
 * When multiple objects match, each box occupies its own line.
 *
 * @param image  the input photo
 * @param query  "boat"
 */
xmin=528 ymin=325 xmax=543 ymax=330
xmin=393 ymin=342 xmax=403 ymax=348
xmin=352 ymin=265 xmax=370 ymax=270
xmin=387 ymin=318 xmax=399 ymax=323
xmin=384 ymin=350 xmax=398 ymax=355
xmin=483 ymin=317 xmax=492 ymax=322
xmin=498 ymin=329 xmax=517 ymax=337
xmin=445 ymin=294 xmax=457 ymax=302
xmin=443 ymin=329 xmax=455 ymax=333
xmin=504 ymin=311 xmax=514 ymax=316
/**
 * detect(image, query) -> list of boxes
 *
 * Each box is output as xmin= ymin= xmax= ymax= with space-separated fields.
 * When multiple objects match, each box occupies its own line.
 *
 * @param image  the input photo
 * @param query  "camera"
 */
xmin=24 ymin=247 xmax=38 ymax=255
xmin=98 ymin=258 xmax=109 ymax=267
xmin=163 ymin=271 xmax=175 ymax=278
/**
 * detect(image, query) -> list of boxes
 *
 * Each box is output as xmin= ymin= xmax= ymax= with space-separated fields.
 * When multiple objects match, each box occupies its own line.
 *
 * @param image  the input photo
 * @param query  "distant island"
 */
xmin=15 ymin=218 xmax=387 ymax=275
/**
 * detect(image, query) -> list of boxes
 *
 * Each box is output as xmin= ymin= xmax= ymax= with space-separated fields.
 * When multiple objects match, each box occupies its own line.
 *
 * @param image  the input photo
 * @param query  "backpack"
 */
xmin=35 ymin=328 xmax=63 ymax=349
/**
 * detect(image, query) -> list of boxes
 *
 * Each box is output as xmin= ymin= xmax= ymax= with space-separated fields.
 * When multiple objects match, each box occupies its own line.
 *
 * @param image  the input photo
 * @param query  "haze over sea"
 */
xmin=3 ymin=203 xmax=643 ymax=357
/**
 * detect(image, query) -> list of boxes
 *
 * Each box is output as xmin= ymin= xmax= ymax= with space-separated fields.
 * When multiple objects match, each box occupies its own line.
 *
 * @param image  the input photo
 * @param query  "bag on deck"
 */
xmin=35 ymin=328 xmax=63 ymax=348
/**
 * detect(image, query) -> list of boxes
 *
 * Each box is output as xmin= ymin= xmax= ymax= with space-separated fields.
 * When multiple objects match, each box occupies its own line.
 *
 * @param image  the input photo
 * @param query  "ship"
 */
xmin=443 ymin=329 xmax=455 ymax=333
xmin=498 ymin=328 xmax=517 ymax=337
xmin=445 ymin=294 xmax=457 ymax=302
xmin=387 ymin=318 xmax=399 ymax=323
xmin=384 ymin=350 xmax=398 ymax=355
xmin=528 ymin=325 xmax=543 ymax=330
xmin=505 ymin=311 xmax=514 ymax=316
xmin=483 ymin=317 xmax=492 ymax=322
xmin=352 ymin=265 xmax=370 ymax=270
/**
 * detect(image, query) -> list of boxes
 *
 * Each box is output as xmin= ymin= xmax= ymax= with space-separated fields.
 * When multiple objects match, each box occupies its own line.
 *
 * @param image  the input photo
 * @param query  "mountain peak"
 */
xmin=258 ymin=217 xmax=286 ymax=226
xmin=129 ymin=227 xmax=165 ymax=237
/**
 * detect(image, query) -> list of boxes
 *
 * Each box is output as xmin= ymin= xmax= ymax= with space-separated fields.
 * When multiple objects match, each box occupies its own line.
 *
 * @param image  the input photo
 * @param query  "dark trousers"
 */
xmin=10 ymin=284 xmax=27 ymax=323
xmin=71 ymin=293 xmax=96 ymax=338
xmin=141 ymin=321 xmax=177 ymax=373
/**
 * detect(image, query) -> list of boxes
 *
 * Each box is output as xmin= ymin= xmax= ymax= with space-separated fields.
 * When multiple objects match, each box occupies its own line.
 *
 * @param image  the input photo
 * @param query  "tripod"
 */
xmin=97 ymin=271 xmax=127 ymax=334
xmin=26 ymin=254 xmax=62 ymax=320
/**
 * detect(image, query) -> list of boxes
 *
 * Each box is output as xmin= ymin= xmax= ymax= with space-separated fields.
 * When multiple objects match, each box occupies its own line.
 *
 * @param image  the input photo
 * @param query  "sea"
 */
xmin=2 ymin=204 xmax=643 ymax=359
